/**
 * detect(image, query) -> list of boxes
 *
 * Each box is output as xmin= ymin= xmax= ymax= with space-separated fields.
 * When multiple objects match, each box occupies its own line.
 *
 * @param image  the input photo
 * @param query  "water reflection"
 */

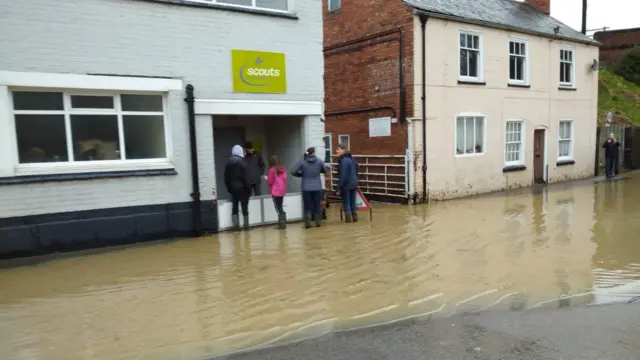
xmin=1 ymin=175 xmax=640 ymax=359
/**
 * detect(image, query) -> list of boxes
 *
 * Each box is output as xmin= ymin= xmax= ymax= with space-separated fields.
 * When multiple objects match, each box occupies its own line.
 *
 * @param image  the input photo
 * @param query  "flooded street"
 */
xmin=2 ymin=176 xmax=640 ymax=360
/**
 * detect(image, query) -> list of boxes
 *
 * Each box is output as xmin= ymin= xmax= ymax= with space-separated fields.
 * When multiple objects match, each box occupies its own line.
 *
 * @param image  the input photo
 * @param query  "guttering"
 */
xmin=419 ymin=14 xmax=428 ymax=202
xmin=184 ymin=84 xmax=203 ymax=237
xmin=324 ymin=28 xmax=406 ymax=124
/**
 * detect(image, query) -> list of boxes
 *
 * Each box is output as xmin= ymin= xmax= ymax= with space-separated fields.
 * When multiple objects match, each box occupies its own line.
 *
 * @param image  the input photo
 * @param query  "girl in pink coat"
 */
xmin=267 ymin=155 xmax=288 ymax=229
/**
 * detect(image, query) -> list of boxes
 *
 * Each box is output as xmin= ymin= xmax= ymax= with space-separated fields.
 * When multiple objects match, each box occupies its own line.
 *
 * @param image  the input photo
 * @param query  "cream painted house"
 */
xmin=406 ymin=0 xmax=600 ymax=200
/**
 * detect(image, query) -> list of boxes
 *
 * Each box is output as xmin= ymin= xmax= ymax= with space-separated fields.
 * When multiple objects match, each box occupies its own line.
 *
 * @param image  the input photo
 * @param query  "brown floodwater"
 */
xmin=1 ymin=175 xmax=640 ymax=360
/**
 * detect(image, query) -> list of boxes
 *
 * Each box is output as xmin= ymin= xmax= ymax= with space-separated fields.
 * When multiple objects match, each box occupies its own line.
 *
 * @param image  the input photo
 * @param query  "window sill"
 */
xmin=458 ymin=80 xmax=486 ymax=86
xmin=140 ymin=0 xmax=299 ymax=19
xmin=503 ymin=164 xmax=526 ymax=173
xmin=0 ymin=168 xmax=177 ymax=185
xmin=556 ymin=159 xmax=576 ymax=167
xmin=558 ymin=86 xmax=577 ymax=91
xmin=13 ymin=160 xmax=175 ymax=177
xmin=455 ymin=152 xmax=485 ymax=158
xmin=508 ymin=83 xmax=531 ymax=88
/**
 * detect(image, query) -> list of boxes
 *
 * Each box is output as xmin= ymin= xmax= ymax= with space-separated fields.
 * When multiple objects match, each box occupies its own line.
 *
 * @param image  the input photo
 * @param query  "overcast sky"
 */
xmin=552 ymin=0 xmax=639 ymax=32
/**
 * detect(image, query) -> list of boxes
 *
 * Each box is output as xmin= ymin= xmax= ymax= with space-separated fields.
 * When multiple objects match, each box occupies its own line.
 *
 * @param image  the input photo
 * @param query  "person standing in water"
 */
xmin=291 ymin=147 xmax=330 ymax=228
xmin=266 ymin=155 xmax=288 ymax=229
xmin=224 ymin=145 xmax=251 ymax=231
xmin=335 ymin=143 xmax=359 ymax=223
xmin=603 ymin=132 xmax=621 ymax=178
xmin=243 ymin=141 xmax=266 ymax=196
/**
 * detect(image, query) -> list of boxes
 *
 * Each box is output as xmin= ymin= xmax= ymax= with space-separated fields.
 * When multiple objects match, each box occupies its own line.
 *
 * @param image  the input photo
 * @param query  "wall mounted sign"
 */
xmin=369 ymin=117 xmax=392 ymax=137
xmin=231 ymin=49 xmax=287 ymax=94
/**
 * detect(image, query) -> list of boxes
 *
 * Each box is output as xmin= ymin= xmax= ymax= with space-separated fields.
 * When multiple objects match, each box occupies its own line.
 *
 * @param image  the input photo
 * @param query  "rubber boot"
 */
xmin=242 ymin=215 xmax=250 ymax=230
xmin=351 ymin=211 xmax=358 ymax=222
xmin=344 ymin=212 xmax=353 ymax=223
xmin=314 ymin=213 xmax=322 ymax=227
xmin=304 ymin=213 xmax=312 ymax=229
xmin=231 ymin=214 xmax=240 ymax=231
xmin=277 ymin=212 xmax=287 ymax=229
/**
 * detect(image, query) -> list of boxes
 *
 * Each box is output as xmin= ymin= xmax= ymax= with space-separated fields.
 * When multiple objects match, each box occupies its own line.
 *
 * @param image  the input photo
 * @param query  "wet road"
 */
xmin=1 ymin=175 xmax=640 ymax=360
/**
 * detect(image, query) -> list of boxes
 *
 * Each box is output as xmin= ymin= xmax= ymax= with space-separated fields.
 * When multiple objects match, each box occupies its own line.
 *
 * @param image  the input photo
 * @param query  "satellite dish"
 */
xmin=591 ymin=59 xmax=599 ymax=71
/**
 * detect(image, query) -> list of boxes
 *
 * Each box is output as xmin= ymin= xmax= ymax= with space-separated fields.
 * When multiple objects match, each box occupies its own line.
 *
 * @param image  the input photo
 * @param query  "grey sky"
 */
xmin=552 ymin=0 xmax=639 ymax=32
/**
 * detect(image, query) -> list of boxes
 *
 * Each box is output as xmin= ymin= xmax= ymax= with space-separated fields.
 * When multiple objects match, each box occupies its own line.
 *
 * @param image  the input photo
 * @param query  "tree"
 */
xmin=614 ymin=47 xmax=640 ymax=85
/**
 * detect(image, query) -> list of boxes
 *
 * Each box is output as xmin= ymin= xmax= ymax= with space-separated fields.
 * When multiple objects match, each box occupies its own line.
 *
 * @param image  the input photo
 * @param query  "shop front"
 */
xmin=195 ymin=49 xmax=324 ymax=230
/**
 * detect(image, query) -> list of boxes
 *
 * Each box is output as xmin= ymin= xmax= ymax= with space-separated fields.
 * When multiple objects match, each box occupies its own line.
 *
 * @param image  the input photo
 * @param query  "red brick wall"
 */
xmin=594 ymin=28 xmax=640 ymax=65
xmin=526 ymin=0 xmax=550 ymax=14
xmin=323 ymin=0 xmax=415 ymax=157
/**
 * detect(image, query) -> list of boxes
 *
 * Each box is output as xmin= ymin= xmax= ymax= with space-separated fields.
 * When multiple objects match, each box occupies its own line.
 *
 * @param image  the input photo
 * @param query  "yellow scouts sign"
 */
xmin=231 ymin=49 xmax=287 ymax=94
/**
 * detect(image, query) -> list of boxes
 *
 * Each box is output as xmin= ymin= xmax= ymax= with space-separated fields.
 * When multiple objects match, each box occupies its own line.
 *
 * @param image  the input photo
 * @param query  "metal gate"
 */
xmin=328 ymin=155 xmax=407 ymax=199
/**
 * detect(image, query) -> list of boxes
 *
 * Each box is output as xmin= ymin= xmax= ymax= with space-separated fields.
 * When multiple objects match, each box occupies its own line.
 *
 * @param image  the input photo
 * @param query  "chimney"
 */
xmin=525 ymin=0 xmax=551 ymax=14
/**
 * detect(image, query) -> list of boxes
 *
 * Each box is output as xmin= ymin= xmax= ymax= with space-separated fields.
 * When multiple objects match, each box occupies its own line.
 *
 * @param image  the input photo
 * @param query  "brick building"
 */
xmin=594 ymin=27 xmax=640 ymax=65
xmin=0 ymin=0 xmax=324 ymax=259
xmin=323 ymin=0 xmax=598 ymax=202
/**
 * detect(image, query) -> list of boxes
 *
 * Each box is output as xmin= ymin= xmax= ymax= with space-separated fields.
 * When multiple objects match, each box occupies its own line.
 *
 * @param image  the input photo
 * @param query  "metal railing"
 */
xmin=328 ymin=154 xmax=407 ymax=198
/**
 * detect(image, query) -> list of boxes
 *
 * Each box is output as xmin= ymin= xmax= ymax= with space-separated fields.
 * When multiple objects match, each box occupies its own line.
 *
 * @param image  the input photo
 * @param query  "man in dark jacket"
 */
xmin=291 ymin=147 xmax=330 ymax=228
xmin=224 ymin=145 xmax=251 ymax=231
xmin=335 ymin=143 xmax=359 ymax=223
xmin=243 ymin=141 xmax=266 ymax=196
xmin=602 ymin=133 xmax=621 ymax=178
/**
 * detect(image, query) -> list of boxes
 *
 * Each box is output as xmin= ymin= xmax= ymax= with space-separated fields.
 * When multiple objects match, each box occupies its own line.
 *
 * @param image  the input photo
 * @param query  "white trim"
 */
xmin=454 ymin=113 xmax=487 ymax=157
xmin=534 ymin=125 xmax=549 ymax=183
xmin=187 ymin=0 xmax=292 ymax=15
xmin=458 ymin=29 xmax=484 ymax=83
xmin=559 ymin=46 xmax=576 ymax=88
xmin=15 ymin=159 xmax=175 ymax=177
xmin=338 ymin=134 xmax=350 ymax=150
xmin=195 ymin=99 xmax=322 ymax=116
xmin=0 ymin=70 xmax=182 ymax=92
xmin=328 ymin=0 xmax=341 ymax=12
xmin=504 ymin=119 xmax=525 ymax=166
xmin=557 ymin=119 xmax=574 ymax=161
xmin=323 ymin=133 xmax=332 ymax=162
xmin=508 ymin=38 xmax=529 ymax=86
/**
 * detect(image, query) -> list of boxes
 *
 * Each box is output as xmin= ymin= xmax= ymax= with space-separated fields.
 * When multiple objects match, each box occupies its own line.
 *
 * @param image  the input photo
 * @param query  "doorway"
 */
xmin=213 ymin=126 xmax=246 ymax=201
xmin=533 ymin=129 xmax=546 ymax=184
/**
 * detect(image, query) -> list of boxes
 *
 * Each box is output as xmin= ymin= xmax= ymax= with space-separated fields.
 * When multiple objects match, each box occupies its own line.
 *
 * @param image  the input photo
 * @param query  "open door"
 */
xmin=534 ymin=129 xmax=545 ymax=183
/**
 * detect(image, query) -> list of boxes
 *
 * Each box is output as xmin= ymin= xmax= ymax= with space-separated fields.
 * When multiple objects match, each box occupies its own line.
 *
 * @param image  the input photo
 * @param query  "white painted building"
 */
xmin=0 ymin=0 xmax=324 ymax=258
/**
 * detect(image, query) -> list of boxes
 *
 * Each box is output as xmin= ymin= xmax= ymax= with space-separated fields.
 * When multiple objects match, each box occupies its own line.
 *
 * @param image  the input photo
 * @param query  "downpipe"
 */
xmin=185 ymin=84 xmax=203 ymax=237
xmin=419 ymin=14 xmax=428 ymax=202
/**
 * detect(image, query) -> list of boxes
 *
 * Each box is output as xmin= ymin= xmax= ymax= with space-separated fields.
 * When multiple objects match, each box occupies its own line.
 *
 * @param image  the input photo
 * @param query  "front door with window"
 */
xmin=533 ymin=129 xmax=545 ymax=183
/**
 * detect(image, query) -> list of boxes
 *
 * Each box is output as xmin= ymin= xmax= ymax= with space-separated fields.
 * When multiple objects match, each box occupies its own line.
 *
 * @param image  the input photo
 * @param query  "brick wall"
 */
xmin=594 ymin=28 xmax=640 ymax=65
xmin=323 ymin=0 xmax=414 ymax=156
xmin=526 ymin=0 xmax=550 ymax=14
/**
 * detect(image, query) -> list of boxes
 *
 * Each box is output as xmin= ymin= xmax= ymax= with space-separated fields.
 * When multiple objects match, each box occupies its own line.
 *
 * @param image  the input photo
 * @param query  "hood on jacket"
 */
xmin=231 ymin=145 xmax=244 ymax=158
xmin=305 ymin=155 xmax=319 ymax=163
xmin=341 ymin=152 xmax=353 ymax=159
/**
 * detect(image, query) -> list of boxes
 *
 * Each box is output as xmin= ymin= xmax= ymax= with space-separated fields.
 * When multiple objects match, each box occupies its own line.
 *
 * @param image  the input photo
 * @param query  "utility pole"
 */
xmin=581 ymin=0 xmax=588 ymax=34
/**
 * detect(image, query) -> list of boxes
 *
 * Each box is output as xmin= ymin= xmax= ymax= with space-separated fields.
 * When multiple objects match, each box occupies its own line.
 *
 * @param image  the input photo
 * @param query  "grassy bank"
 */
xmin=598 ymin=69 xmax=640 ymax=124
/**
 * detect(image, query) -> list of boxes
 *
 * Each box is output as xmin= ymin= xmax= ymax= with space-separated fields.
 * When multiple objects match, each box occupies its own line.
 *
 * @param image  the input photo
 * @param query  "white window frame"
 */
xmin=0 ymin=71 xmax=180 ymax=177
xmin=504 ymin=119 xmax=525 ymax=166
xmin=199 ymin=0 xmax=290 ymax=13
xmin=458 ymin=30 xmax=484 ymax=83
xmin=559 ymin=47 xmax=576 ymax=88
xmin=338 ymin=134 xmax=350 ymax=150
xmin=508 ymin=38 xmax=529 ymax=85
xmin=454 ymin=112 xmax=487 ymax=157
xmin=328 ymin=0 xmax=340 ymax=12
xmin=557 ymin=119 xmax=574 ymax=161
xmin=322 ymin=133 xmax=332 ymax=163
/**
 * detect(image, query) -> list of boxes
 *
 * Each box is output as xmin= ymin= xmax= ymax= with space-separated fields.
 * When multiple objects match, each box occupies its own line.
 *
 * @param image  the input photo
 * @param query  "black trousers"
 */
xmin=272 ymin=196 xmax=284 ymax=215
xmin=249 ymin=182 xmax=262 ymax=196
xmin=231 ymin=190 xmax=249 ymax=216
xmin=605 ymin=156 xmax=616 ymax=177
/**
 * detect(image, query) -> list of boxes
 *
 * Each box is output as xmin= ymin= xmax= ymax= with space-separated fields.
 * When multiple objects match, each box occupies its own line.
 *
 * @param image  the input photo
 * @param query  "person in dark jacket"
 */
xmin=224 ymin=145 xmax=251 ymax=231
xmin=335 ymin=143 xmax=359 ymax=223
xmin=243 ymin=141 xmax=266 ymax=196
xmin=602 ymin=133 xmax=621 ymax=178
xmin=291 ymin=147 xmax=330 ymax=228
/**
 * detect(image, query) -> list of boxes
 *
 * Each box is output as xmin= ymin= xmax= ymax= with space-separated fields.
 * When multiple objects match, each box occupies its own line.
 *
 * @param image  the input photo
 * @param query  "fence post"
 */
xmin=594 ymin=126 xmax=601 ymax=176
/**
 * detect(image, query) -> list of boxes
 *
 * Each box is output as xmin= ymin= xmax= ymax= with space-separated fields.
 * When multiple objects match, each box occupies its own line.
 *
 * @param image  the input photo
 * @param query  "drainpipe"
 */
xmin=184 ymin=84 xmax=203 ymax=237
xmin=419 ymin=15 xmax=428 ymax=202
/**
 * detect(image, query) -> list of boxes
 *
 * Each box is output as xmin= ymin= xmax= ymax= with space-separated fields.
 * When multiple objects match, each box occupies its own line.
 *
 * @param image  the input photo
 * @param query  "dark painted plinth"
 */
xmin=0 ymin=201 xmax=217 ymax=260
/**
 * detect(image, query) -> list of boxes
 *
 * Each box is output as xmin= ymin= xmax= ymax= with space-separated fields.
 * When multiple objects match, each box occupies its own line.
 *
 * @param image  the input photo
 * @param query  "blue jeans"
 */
xmin=341 ymin=188 xmax=357 ymax=212
xmin=605 ymin=156 xmax=616 ymax=177
xmin=302 ymin=190 xmax=323 ymax=214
